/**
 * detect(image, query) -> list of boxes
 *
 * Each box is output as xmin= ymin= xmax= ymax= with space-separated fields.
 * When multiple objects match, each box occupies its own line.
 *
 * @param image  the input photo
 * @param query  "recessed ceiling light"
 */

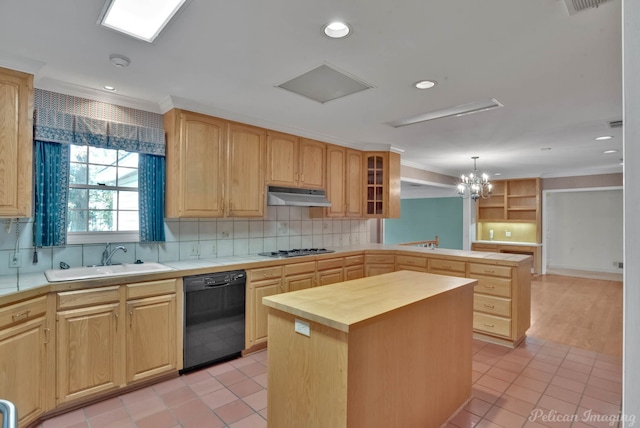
xmin=493 ymin=173 xmax=502 ymax=176
xmin=103 ymin=85 xmax=116 ymax=92
xmin=603 ymin=149 xmax=618 ymax=154
xmin=414 ymin=80 xmax=437 ymax=90
xmin=595 ymin=136 xmax=613 ymax=141
xmin=99 ymin=0 xmax=188 ymax=43
xmin=323 ymin=21 xmax=351 ymax=38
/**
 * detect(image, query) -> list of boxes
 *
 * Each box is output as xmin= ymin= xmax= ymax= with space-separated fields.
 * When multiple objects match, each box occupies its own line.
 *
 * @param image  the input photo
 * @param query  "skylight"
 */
xmin=99 ymin=0 xmax=188 ymax=43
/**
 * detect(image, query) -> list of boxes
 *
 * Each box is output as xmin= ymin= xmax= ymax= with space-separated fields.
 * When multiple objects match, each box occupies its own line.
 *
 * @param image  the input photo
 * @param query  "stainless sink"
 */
xmin=44 ymin=262 xmax=175 ymax=282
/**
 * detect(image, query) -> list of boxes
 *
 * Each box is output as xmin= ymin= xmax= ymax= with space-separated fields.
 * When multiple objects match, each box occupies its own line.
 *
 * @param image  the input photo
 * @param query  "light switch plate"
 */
xmin=294 ymin=319 xmax=310 ymax=337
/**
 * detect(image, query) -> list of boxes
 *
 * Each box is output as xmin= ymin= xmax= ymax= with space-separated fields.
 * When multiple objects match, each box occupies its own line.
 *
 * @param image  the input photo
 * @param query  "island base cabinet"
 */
xmin=266 ymin=283 xmax=473 ymax=428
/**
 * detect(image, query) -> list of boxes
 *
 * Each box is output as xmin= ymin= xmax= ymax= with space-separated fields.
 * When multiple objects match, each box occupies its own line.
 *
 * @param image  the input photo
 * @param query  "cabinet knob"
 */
xmin=11 ymin=310 xmax=30 ymax=321
xmin=484 ymin=304 xmax=495 ymax=309
xmin=483 ymin=323 xmax=495 ymax=328
xmin=484 ymin=285 xmax=495 ymax=289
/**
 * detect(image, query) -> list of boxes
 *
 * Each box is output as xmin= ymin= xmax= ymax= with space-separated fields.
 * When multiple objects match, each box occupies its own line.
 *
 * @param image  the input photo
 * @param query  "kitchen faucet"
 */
xmin=102 ymin=243 xmax=127 ymax=266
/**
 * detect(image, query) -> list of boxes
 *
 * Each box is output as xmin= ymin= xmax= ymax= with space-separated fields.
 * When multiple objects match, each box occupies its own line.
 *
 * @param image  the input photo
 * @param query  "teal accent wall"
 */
xmin=383 ymin=198 xmax=463 ymax=249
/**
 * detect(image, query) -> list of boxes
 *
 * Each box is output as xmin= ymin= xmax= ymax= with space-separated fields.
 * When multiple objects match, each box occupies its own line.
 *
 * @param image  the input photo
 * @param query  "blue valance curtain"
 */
xmin=33 ymin=90 xmax=166 ymax=245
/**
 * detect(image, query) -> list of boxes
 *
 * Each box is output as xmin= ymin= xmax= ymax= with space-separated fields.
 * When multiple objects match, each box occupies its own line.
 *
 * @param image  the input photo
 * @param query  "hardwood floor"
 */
xmin=528 ymin=274 xmax=623 ymax=357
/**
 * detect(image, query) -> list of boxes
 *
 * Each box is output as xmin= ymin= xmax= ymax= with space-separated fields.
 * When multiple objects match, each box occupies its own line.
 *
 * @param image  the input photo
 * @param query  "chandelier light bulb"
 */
xmin=458 ymin=156 xmax=493 ymax=201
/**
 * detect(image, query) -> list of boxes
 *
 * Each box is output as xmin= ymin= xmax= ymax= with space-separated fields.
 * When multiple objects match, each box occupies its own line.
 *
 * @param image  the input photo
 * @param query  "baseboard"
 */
xmin=546 ymin=267 xmax=623 ymax=281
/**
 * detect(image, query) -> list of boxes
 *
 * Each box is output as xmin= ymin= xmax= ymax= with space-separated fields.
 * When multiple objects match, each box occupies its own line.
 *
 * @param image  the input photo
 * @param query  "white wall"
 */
xmin=623 ymin=0 xmax=640 ymax=424
xmin=545 ymin=189 xmax=623 ymax=274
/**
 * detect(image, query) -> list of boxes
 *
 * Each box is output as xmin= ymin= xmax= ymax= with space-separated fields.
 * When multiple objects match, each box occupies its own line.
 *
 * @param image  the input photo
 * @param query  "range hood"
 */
xmin=267 ymin=186 xmax=331 ymax=207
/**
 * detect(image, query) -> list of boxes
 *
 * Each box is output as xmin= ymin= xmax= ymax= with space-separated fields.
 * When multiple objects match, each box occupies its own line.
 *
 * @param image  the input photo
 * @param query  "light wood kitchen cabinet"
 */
xmin=125 ymin=279 xmax=178 ymax=384
xmin=0 ymin=296 xmax=52 ymax=427
xmin=364 ymin=151 xmax=400 ymax=218
xmin=164 ymin=110 xmax=266 ymax=218
xmin=283 ymin=261 xmax=317 ymax=292
xmin=0 ymin=67 xmax=33 ymax=217
xmin=266 ymin=132 xmax=325 ymax=189
xmin=396 ymin=254 xmax=427 ymax=272
xmin=365 ymin=253 xmax=395 ymax=276
xmin=164 ymin=109 xmax=226 ymax=218
xmin=317 ymin=257 xmax=344 ymax=286
xmin=469 ymin=261 xmax=530 ymax=345
xmin=56 ymin=287 xmax=125 ymax=404
xmin=344 ymin=255 xmax=365 ymax=280
xmin=246 ymin=266 xmax=283 ymax=349
xmin=311 ymin=145 xmax=363 ymax=218
xmin=226 ymin=122 xmax=266 ymax=217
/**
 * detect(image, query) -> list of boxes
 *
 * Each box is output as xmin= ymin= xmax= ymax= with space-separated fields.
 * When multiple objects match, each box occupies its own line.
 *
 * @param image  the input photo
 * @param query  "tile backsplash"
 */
xmin=0 ymin=206 xmax=373 ymax=279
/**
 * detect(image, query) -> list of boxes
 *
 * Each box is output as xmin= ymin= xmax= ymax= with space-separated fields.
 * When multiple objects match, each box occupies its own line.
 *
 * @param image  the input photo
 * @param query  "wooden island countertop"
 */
xmin=262 ymin=270 xmax=476 ymax=332
xmin=263 ymin=270 xmax=477 ymax=428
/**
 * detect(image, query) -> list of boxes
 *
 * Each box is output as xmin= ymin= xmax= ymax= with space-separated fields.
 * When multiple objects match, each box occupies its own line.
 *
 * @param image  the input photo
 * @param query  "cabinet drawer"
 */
xmin=365 ymin=254 xmax=395 ymax=264
xmin=344 ymin=255 xmax=364 ymax=266
xmin=472 ymin=276 xmax=512 ymax=298
xmin=317 ymin=258 xmax=344 ymax=270
xmin=284 ymin=261 xmax=316 ymax=276
xmin=429 ymin=258 xmax=465 ymax=273
xmin=474 ymin=294 xmax=511 ymax=317
xmin=249 ymin=266 xmax=283 ymax=281
xmin=474 ymin=313 xmax=511 ymax=337
xmin=396 ymin=255 xmax=427 ymax=268
xmin=57 ymin=286 xmax=120 ymax=310
xmin=126 ymin=279 xmax=177 ymax=300
xmin=469 ymin=263 xmax=512 ymax=278
xmin=0 ymin=296 xmax=47 ymax=328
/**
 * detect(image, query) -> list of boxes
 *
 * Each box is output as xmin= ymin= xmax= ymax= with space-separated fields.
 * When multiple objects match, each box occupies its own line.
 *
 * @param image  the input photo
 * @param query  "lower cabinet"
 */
xmin=317 ymin=258 xmax=344 ymax=286
xmin=125 ymin=280 xmax=178 ymax=384
xmin=283 ymin=261 xmax=316 ymax=292
xmin=247 ymin=266 xmax=283 ymax=349
xmin=365 ymin=253 xmax=395 ymax=276
xmin=0 ymin=296 xmax=51 ymax=427
xmin=56 ymin=287 xmax=124 ymax=404
xmin=344 ymin=255 xmax=365 ymax=280
xmin=56 ymin=280 xmax=180 ymax=405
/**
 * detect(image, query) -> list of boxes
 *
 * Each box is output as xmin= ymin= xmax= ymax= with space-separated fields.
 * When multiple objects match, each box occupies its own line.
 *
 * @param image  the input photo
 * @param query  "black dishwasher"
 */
xmin=182 ymin=270 xmax=246 ymax=373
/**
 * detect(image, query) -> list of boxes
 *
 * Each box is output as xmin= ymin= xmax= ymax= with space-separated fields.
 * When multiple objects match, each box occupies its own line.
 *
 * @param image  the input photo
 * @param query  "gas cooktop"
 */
xmin=258 ymin=248 xmax=335 ymax=258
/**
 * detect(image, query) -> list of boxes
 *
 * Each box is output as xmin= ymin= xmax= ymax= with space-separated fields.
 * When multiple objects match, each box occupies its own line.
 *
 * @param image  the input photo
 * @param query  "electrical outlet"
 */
xmin=505 ymin=230 xmax=511 ymax=237
xmin=9 ymin=253 xmax=21 ymax=268
xmin=190 ymin=243 xmax=200 ymax=257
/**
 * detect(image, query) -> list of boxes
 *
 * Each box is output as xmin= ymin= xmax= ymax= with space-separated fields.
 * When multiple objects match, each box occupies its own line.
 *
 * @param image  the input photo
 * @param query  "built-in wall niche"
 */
xmin=477 ymin=222 xmax=537 ymax=243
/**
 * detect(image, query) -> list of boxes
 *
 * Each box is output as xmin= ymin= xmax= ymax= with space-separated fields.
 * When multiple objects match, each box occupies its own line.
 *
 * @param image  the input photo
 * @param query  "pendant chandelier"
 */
xmin=457 ymin=156 xmax=493 ymax=200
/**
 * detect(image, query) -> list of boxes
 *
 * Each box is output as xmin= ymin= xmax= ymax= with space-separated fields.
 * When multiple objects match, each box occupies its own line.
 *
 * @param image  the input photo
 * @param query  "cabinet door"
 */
xmin=364 ymin=152 xmax=400 ymax=218
xmin=0 ymin=67 xmax=33 ymax=217
xmin=345 ymin=149 xmax=363 ymax=218
xmin=126 ymin=294 xmax=177 ymax=383
xmin=0 ymin=316 xmax=48 ymax=426
xmin=317 ymin=268 xmax=344 ymax=286
xmin=165 ymin=110 xmax=226 ymax=217
xmin=56 ymin=303 xmax=123 ymax=404
xmin=249 ymin=279 xmax=281 ymax=347
xmin=325 ymin=145 xmax=346 ymax=217
xmin=365 ymin=265 xmax=395 ymax=277
xmin=285 ymin=273 xmax=316 ymax=292
xmin=344 ymin=265 xmax=365 ymax=281
xmin=266 ymin=131 xmax=298 ymax=187
xmin=227 ymin=123 xmax=266 ymax=217
xmin=299 ymin=138 xmax=326 ymax=189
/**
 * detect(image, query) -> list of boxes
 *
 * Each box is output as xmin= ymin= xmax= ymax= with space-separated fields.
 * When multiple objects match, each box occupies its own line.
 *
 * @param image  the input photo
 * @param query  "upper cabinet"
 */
xmin=476 ymin=178 xmax=542 ymax=242
xmin=226 ymin=122 xmax=266 ymax=217
xmin=266 ymin=131 xmax=325 ymax=189
xmin=164 ymin=110 xmax=266 ymax=218
xmin=311 ymin=145 xmax=362 ymax=218
xmin=364 ymin=151 xmax=401 ymax=218
xmin=164 ymin=109 xmax=225 ymax=218
xmin=0 ymin=67 xmax=33 ymax=217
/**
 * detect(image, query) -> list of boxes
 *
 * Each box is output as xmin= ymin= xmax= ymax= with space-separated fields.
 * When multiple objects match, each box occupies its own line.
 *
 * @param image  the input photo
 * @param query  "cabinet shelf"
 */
xmin=508 ymin=194 xmax=537 ymax=198
xmin=479 ymin=203 xmax=504 ymax=208
xmin=507 ymin=207 xmax=536 ymax=211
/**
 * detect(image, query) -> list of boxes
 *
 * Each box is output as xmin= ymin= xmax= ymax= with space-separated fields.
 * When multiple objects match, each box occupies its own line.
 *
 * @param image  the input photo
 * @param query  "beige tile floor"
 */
xmin=38 ymin=335 xmax=622 ymax=428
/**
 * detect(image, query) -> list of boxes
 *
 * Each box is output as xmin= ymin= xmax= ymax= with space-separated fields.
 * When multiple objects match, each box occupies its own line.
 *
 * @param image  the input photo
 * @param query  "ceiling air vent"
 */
xmin=563 ymin=0 xmax=613 ymax=15
xmin=277 ymin=64 xmax=372 ymax=104
xmin=608 ymin=120 xmax=623 ymax=129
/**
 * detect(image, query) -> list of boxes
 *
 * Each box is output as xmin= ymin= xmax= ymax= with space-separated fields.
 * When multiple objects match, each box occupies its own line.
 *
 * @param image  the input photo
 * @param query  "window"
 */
xmin=67 ymin=145 xmax=139 ymax=244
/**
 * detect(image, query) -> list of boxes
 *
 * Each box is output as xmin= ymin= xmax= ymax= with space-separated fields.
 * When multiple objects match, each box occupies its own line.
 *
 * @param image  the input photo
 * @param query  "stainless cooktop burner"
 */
xmin=258 ymin=248 xmax=335 ymax=258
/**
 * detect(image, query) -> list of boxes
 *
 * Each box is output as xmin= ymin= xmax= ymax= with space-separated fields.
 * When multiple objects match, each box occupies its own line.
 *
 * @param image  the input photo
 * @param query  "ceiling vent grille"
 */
xmin=564 ymin=0 xmax=613 ymax=15
xmin=277 ymin=65 xmax=372 ymax=104
xmin=608 ymin=120 xmax=623 ymax=128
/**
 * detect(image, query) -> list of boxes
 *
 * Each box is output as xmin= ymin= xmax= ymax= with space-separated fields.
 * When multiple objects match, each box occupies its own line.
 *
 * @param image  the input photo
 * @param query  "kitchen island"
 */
xmin=262 ymin=270 xmax=477 ymax=428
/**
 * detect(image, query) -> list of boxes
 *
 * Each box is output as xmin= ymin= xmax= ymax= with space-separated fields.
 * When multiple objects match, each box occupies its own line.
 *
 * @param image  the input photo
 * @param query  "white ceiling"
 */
xmin=0 ymin=0 xmax=623 ymax=183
